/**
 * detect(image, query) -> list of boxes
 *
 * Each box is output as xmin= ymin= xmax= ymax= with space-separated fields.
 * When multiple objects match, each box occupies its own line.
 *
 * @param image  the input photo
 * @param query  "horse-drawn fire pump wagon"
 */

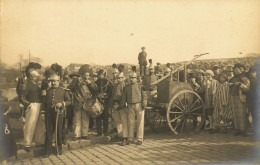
xmin=145 ymin=53 xmax=209 ymax=135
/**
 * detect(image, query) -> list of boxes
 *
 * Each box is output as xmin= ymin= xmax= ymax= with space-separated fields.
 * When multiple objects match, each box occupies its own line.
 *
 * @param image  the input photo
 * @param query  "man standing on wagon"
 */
xmin=121 ymin=72 xmax=147 ymax=145
xmin=138 ymin=47 xmax=148 ymax=76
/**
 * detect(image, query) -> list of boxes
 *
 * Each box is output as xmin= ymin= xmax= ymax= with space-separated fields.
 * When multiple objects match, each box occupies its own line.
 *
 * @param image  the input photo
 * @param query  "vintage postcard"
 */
xmin=0 ymin=0 xmax=259 ymax=164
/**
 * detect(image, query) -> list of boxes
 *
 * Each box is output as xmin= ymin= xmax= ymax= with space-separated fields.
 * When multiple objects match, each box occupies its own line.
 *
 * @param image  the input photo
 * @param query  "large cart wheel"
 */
xmin=145 ymin=107 xmax=169 ymax=132
xmin=167 ymin=90 xmax=205 ymax=135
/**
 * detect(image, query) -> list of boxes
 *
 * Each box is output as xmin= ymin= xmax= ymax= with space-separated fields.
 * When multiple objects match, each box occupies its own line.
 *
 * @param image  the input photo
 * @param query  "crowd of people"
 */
xmin=0 ymin=47 xmax=259 ymax=163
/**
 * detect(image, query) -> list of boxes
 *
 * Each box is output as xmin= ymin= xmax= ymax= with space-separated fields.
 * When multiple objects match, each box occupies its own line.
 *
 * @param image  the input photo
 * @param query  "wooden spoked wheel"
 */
xmin=145 ymin=107 xmax=169 ymax=133
xmin=167 ymin=90 xmax=205 ymax=135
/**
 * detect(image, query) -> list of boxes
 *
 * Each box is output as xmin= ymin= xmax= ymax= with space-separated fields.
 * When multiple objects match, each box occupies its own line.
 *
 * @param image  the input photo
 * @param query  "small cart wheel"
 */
xmin=166 ymin=90 xmax=205 ymax=135
xmin=145 ymin=107 xmax=169 ymax=133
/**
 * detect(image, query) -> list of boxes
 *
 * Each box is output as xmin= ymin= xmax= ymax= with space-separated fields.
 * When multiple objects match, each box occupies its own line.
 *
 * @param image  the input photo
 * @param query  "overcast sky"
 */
xmin=1 ymin=0 xmax=260 ymax=67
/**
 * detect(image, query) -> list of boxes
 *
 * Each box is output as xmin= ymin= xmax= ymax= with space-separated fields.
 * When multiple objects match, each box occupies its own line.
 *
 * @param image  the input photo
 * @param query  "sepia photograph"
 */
xmin=0 ymin=0 xmax=260 ymax=164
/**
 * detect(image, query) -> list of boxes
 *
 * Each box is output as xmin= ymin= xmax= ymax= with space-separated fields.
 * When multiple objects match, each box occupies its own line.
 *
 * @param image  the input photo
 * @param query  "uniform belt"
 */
xmin=31 ymin=102 xmax=41 ymax=103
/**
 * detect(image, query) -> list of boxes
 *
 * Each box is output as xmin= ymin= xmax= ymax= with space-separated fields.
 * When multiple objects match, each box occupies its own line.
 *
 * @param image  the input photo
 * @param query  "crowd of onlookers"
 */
xmin=188 ymin=62 xmax=259 ymax=136
xmin=148 ymin=56 xmax=259 ymax=136
xmin=0 ymin=51 xmax=259 ymax=163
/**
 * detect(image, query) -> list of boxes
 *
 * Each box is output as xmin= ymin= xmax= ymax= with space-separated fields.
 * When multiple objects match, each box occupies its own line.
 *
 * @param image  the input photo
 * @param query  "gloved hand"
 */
xmin=55 ymin=102 xmax=63 ymax=109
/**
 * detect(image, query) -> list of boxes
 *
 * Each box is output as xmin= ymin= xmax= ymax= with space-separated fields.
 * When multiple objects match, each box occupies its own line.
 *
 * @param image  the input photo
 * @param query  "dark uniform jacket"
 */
xmin=138 ymin=52 xmax=147 ymax=65
xmin=42 ymin=87 xmax=71 ymax=112
xmin=121 ymin=82 xmax=147 ymax=107
xmin=142 ymin=74 xmax=158 ymax=91
xmin=96 ymin=78 xmax=113 ymax=104
xmin=21 ymin=80 xmax=41 ymax=107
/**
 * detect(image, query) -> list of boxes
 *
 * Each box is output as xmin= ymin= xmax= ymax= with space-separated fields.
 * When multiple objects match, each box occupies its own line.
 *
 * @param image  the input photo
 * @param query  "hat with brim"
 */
xmin=205 ymin=70 xmax=214 ymax=76
xmin=98 ymin=69 xmax=105 ymax=76
xmin=78 ymin=64 xmax=92 ymax=76
xmin=196 ymin=70 xmax=205 ymax=76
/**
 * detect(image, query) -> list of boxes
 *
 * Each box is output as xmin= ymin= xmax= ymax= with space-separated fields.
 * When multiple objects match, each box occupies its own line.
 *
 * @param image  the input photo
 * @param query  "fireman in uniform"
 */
xmin=95 ymin=69 xmax=113 ymax=136
xmin=110 ymin=73 xmax=126 ymax=140
xmin=121 ymin=72 xmax=147 ymax=145
xmin=42 ymin=74 xmax=71 ymax=156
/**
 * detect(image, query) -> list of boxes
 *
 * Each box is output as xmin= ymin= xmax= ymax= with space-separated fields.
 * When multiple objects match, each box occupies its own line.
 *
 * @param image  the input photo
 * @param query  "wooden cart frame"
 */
xmin=145 ymin=53 xmax=208 ymax=135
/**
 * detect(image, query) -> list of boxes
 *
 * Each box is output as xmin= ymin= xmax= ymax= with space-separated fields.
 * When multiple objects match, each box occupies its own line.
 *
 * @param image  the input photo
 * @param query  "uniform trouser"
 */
xmin=230 ymin=96 xmax=247 ymax=131
xmin=62 ymin=116 xmax=67 ymax=142
xmin=89 ymin=117 xmax=94 ymax=129
xmin=128 ymin=103 xmax=145 ymax=141
xmin=111 ymin=110 xmax=123 ymax=137
xmin=45 ymin=110 xmax=63 ymax=154
xmin=24 ymin=103 xmax=43 ymax=147
xmin=139 ymin=64 xmax=147 ymax=76
xmin=119 ymin=108 xmax=129 ymax=138
xmin=66 ymin=105 xmax=74 ymax=130
xmin=96 ymin=107 xmax=109 ymax=135
xmin=73 ymin=105 xmax=89 ymax=137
